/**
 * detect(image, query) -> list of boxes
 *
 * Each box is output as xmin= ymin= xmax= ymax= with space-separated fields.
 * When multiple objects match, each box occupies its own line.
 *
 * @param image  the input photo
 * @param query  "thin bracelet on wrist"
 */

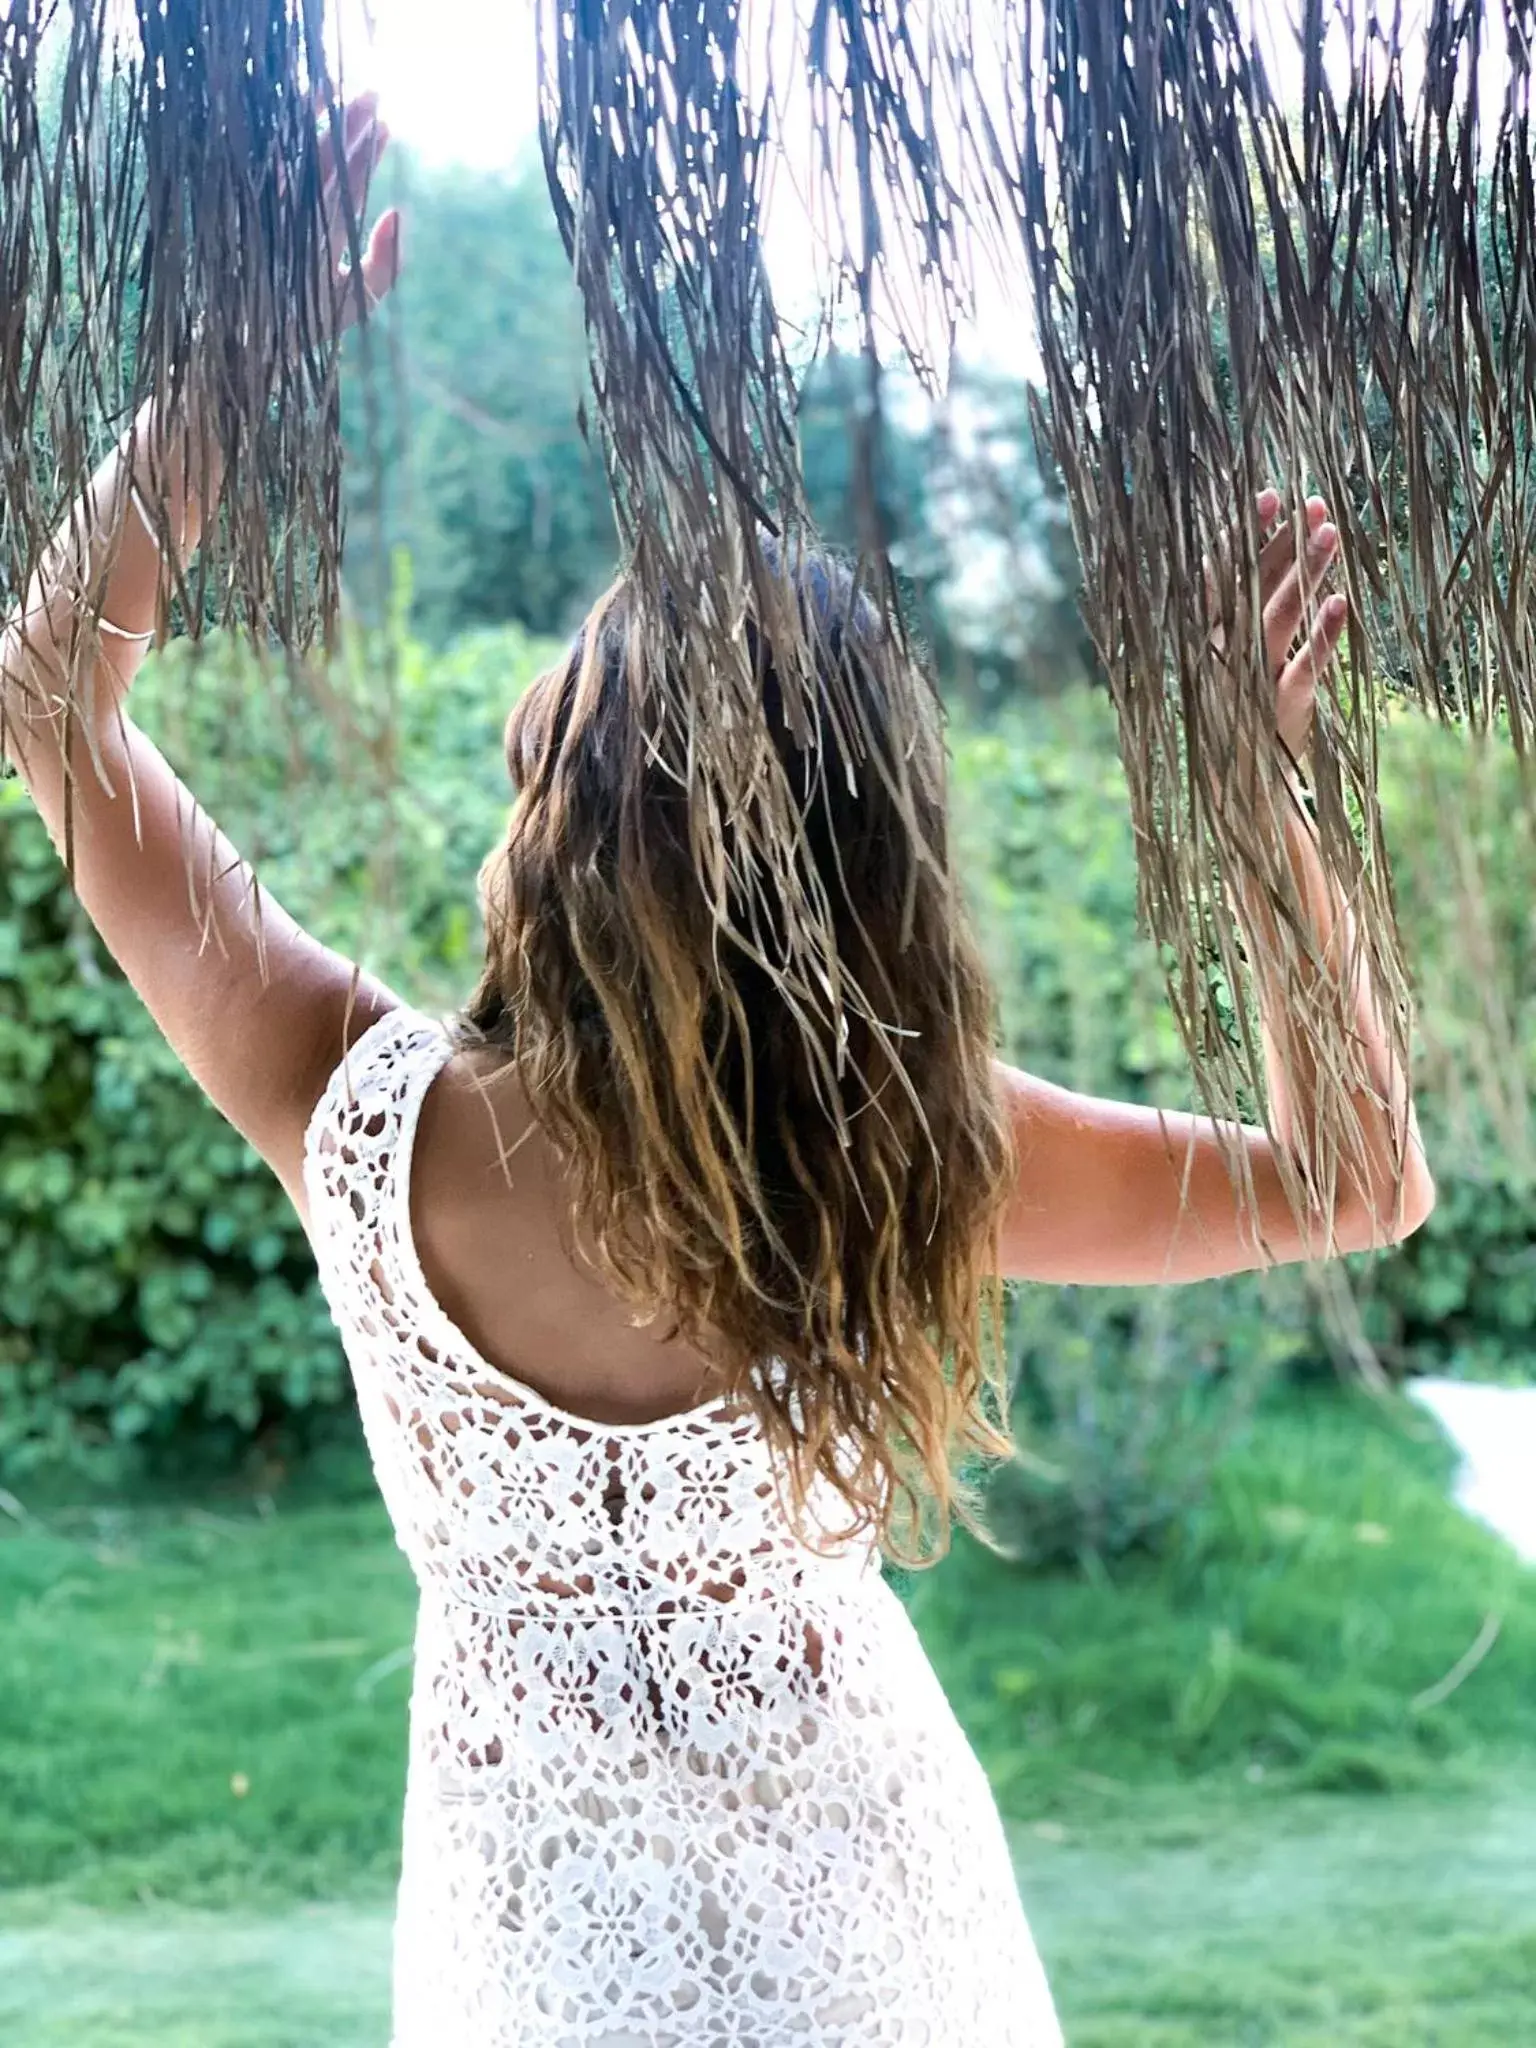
xmin=126 ymin=477 xmax=169 ymax=559
xmin=99 ymin=465 xmax=174 ymax=640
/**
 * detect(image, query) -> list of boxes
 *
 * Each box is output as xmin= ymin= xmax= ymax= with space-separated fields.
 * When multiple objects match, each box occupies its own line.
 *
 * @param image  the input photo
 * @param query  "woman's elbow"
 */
xmin=1332 ymin=1163 xmax=1437 ymax=1254
xmin=1388 ymin=1163 xmax=1437 ymax=1243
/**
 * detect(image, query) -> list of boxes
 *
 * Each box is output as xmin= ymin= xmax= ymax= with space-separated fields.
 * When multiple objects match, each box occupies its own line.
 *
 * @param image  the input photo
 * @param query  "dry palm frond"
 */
xmin=535 ymin=0 xmax=965 ymax=1169
xmin=537 ymin=0 xmax=1536 ymax=1230
xmin=0 ymin=0 xmax=378 ymax=863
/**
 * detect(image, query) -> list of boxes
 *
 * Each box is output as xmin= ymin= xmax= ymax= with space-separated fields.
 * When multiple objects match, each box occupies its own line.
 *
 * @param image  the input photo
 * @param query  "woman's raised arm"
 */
xmin=994 ymin=489 xmax=1435 ymax=1286
xmin=0 ymin=94 xmax=404 ymax=1224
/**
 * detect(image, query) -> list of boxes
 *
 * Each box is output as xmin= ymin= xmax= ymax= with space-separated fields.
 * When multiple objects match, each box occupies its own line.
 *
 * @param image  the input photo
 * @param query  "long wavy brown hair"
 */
xmin=456 ymin=541 xmax=1018 ymax=1568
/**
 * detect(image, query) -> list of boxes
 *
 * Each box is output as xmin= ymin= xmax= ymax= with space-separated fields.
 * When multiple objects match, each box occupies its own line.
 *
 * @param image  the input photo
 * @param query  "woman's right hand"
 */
xmin=284 ymin=88 xmax=405 ymax=347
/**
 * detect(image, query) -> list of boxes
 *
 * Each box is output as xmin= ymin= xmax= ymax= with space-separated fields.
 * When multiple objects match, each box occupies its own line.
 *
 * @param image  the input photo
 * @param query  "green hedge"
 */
xmin=0 ymin=619 xmax=553 ymax=1474
xmin=1353 ymin=713 xmax=1536 ymax=1380
xmin=949 ymin=695 xmax=1313 ymax=1561
xmin=952 ymin=692 xmax=1536 ymax=1399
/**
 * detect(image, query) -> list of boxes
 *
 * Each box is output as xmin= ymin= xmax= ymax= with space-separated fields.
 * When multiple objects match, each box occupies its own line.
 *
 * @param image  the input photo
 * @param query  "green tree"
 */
xmin=921 ymin=365 xmax=1098 ymax=706
xmin=342 ymin=155 xmax=618 ymax=647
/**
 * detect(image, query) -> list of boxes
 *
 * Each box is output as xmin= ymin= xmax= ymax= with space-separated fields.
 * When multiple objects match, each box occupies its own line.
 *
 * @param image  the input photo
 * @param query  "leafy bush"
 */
xmin=0 ymin=617 xmax=554 ymax=1475
xmin=950 ymin=688 xmax=1536 ymax=1560
xmin=915 ymin=1381 xmax=1536 ymax=1807
xmin=949 ymin=696 xmax=1312 ymax=1562
xmin=1343 ymin=712 xmax=1536 ymax=1380
xmin=982 ymin=1276 xmax=1310 ymax=1568
xmin=953 ymin=692 xmax=1536 ymax=1392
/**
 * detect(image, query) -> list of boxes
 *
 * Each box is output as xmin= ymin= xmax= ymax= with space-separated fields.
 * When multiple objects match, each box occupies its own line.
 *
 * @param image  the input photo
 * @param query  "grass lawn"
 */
xmin=2 ymin=1383 xmax=1533 ymax=2043
xmin=1015 ymin=1773 xmax=1536 ymax=2044
xmin=2 ymin=1780 xmax=1533 ymax=2046
xmin=0 ymin=1454 xmax=414 ymax=1908
xmin=906 ymin=1382 xmax=1536 ymax=1815
xmin=0 ymin=1900 xmax=392 ymax=2048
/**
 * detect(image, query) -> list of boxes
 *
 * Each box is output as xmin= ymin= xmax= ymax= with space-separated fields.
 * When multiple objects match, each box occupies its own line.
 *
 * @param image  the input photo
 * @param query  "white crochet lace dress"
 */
xmin=303 ymin=1003 xmax=1064 ymax=2047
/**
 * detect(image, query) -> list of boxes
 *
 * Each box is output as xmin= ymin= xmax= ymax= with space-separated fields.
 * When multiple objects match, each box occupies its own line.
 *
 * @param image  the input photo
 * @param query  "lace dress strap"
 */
xmin=302 ymin=1000 xmax=449 ymax=1191
xmin=301 ymin=999 xmax=463 ymax=1281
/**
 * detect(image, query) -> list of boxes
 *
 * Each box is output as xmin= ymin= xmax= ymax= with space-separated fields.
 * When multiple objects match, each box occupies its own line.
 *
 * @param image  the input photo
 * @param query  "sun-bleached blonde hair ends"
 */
xmin=458 ymin=544 xmax=1017 ymax=1568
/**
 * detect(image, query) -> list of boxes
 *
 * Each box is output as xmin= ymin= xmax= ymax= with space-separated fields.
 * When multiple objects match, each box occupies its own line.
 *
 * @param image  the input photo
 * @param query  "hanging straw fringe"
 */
xmin=535 ymin=0 xmax=967 ymax=1186
xmin=537 ymin=0 xmax=1536 ymax=1228
xmin=7 ymin=0 xmax=1528 ymax=1229
xmin=0 ymin=0 xmax=369 ymax=863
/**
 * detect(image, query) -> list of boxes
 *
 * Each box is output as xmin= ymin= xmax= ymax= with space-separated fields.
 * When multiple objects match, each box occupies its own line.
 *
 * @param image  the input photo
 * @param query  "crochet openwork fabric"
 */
xmin=303 ymin=1004 xmax=1064 ymax=2047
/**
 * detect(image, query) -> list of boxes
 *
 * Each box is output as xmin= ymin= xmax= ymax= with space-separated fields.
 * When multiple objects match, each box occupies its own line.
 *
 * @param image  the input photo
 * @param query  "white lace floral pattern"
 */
xmin=303 ymin=1004 xmax=1064 ymax=2047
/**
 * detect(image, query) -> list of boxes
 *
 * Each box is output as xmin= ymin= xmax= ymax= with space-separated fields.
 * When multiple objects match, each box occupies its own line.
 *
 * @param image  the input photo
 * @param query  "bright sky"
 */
xmin=338 ymin=1 xmax=1458 ymax=174
xmin=334 ymin=0 xmax=1023 ymax=368
xmin=332 ymin=0 xmax=540 ymax=174
xmin=92 ymin=0 xmax=1478 ymax=190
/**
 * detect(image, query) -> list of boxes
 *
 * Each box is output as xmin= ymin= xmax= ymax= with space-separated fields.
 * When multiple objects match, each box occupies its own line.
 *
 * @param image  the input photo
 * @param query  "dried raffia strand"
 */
xmin=535 ymin=0 xmax=963 ymax=1227
xmin=1003 ymin=0 xmax=1523 ymax=1224
xmin=0 ymin=0 xmax=366 ymax=885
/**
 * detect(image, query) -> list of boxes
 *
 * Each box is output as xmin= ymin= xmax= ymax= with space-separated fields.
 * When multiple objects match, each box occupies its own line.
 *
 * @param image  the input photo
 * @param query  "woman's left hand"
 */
xmin=1247 ymin=487 xmax=1349 ymax=763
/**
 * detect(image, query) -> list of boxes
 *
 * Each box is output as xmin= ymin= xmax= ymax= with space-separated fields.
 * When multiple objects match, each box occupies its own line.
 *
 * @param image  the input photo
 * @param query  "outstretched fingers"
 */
xmin=315 ymin=96 xmax=397 ymax=329
xmin=358 ymin=207 xmax=404 ymax=305
xmin=1255 ymin=497 xmax=1306 ymax=594
xmin=1256 ymin=494 xmax=1329 ymax=596
xmin=1263 ymin=502 xmax=1339 ymax=670
xmin=1279 ymin=590 xmax=1349 ymax=698
xmin=314 ymin=89 xmax=381 ymax=197
xmin=323 ymin=113 xmax=389 ymax=253
xmin=1205 ymin=488 xmax=1281 ymax=637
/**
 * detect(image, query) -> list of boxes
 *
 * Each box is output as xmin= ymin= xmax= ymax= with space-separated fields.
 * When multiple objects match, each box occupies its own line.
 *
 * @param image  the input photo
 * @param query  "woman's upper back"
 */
xmin=407 ymin=1023 xmax=735 ymax=1430
xmin=300 ymin=1004 xmax=880 ymax=1624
